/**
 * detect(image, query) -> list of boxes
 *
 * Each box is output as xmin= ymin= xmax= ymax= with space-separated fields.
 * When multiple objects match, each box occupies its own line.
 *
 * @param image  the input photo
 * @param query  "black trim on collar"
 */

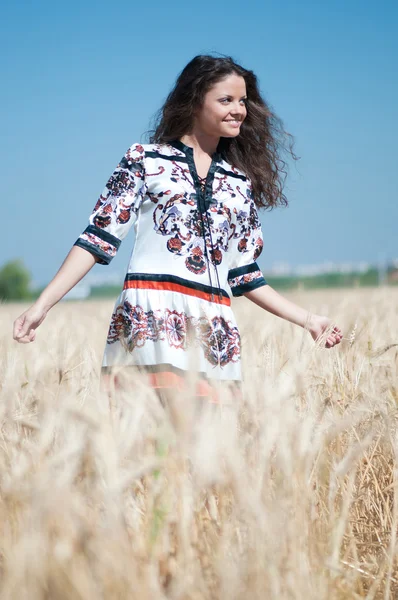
xmin=215 ymin=166 xmax=246 ymax=181
xmin=145 ymin=150 xmax=189 ymax=163
xmin=168 ymin=139 xmax=222 ymax=163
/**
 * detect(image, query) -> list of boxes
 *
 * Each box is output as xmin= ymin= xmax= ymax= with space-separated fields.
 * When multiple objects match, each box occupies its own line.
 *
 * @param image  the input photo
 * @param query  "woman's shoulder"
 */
xmin=122 ymin=142 xmax=169 ymax=168
xmin=123 ymin=142 xmax=147 ymax=163
xmin=125 ymin=141 xmax=177 ymax=157
xmin=218 ymin=155 xmax=249 ymax=182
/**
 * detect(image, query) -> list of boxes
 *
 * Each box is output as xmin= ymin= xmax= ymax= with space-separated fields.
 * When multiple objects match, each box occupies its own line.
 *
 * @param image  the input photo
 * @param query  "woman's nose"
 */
xmin=230 ymin=102 xmax=246 ymax=116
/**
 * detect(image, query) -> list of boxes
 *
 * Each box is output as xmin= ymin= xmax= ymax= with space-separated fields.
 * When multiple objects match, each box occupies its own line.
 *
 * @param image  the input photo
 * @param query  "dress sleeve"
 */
xmin=227 ymin=185 xmax=268 ymax=297
xmin=73 ymin=142 xmax=147 ymax=265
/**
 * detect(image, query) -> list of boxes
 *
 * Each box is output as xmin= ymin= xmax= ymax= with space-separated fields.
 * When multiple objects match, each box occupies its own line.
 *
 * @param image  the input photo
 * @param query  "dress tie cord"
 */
xmin=197 ymin=175 xmax=223 ymax=304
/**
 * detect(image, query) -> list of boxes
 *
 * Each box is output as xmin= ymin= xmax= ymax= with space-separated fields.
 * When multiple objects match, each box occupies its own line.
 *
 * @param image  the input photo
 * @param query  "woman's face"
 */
xmin=194 ymin=74 xmax=247 ymax=138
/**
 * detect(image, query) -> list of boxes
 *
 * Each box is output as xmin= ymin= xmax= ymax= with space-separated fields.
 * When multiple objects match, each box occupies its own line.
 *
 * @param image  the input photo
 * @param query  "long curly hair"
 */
xmin=149 ymin=54 xmax=298 ymax=210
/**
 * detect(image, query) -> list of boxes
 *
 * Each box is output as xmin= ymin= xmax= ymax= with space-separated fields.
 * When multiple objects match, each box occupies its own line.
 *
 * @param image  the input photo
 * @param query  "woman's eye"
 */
xmin=219 ymin=98 xmax=247 ymax=105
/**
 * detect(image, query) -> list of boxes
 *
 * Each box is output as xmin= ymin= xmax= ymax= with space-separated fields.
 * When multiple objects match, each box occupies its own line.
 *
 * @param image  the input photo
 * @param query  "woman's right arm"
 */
xmin=14 ymin=141 xmax=147 ymax=344
xmin=13 ymin=246 xmax=97 ymax=344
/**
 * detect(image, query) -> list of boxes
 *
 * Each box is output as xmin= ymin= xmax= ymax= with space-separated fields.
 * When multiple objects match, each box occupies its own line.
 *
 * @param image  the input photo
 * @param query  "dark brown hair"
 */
xmin=149 ymin=54 xmax=298 ymax=210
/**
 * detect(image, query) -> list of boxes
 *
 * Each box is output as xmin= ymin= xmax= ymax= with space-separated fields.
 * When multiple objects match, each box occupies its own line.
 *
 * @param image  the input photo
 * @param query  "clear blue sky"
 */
xmin=2 ymin=0 xmax=397 ymax=285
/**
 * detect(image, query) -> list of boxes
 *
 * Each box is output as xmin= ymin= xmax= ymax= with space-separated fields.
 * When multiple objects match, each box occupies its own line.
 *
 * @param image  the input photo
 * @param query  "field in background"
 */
xmin=1 ymin=288 xmax=398 ymax=599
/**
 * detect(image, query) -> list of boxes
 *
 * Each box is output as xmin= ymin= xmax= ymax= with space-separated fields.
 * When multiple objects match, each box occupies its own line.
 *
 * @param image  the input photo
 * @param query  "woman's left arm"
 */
xmin=244 ymin=284 xmax=342 ymax=348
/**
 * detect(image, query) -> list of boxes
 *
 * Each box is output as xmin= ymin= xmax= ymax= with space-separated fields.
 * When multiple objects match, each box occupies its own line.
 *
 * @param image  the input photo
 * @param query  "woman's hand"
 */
xmin=244 ymin=285 xmax=343 ymax=349
xmin=12 ymin=246 xmax=98 ymax=345
xmin=309 ymin=315 xmax=342 ymax=348
xmin=13 ymin=301 xmax=48 ymax=344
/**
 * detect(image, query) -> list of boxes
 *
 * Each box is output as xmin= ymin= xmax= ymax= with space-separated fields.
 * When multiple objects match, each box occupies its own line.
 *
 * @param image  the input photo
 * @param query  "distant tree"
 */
xmin=0 ymin=259 xmax=32 ymax=301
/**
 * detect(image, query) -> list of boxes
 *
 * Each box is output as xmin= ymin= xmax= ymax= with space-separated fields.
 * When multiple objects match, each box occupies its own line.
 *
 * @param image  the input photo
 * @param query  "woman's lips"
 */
xmin=223 ymin=120 xmax=241 ymax=128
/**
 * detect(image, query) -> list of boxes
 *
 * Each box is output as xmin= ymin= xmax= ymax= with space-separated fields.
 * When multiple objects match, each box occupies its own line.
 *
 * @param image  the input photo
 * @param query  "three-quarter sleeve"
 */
xmin=74 ymin=143 xmax=147 ymax=265
xmin=228 ymin=188 xmax=267 ymax=297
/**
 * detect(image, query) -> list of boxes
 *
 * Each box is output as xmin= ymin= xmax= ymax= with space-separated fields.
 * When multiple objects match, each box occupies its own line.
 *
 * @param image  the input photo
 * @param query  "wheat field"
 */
xmin=1 ymin=287 xmax=398 ymax=599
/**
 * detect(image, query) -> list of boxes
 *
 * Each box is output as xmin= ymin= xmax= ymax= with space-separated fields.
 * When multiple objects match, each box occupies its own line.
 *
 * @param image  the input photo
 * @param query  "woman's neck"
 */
xmin=180 ymin=131 xmax=220 ymax=157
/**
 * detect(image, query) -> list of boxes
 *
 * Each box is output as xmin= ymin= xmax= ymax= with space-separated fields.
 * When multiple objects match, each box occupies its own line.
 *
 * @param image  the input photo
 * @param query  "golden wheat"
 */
xmin=1 ymin=287 xmax=397 ymax=599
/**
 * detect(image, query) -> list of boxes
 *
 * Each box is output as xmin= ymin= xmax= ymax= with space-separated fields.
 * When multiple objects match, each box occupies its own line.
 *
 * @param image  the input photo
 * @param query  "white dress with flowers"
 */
xmin=74 ymin=140 xmax=267 ymax=381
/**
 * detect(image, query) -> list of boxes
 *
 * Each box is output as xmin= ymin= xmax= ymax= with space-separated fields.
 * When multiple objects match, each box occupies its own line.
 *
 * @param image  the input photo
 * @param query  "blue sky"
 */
xmin=2 ymin=0 xmax=397 ymax=285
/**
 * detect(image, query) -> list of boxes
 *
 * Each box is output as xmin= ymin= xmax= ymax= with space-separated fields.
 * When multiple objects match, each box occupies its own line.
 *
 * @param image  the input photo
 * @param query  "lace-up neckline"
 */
xmin=197 ymin=174 xmax=207 ymax=192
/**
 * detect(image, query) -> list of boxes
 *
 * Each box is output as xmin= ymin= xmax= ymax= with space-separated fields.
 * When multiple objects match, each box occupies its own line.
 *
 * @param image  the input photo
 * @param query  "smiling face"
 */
xmin=194 ymin=73 xmax=247 ymax=139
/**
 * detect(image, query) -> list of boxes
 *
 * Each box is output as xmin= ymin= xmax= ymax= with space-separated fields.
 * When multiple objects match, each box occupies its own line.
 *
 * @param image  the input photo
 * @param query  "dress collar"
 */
xmin=169 ymin=139 xmax=222 ymax=162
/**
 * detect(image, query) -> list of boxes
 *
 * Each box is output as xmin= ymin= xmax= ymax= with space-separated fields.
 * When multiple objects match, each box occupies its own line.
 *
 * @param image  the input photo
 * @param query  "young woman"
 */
xmin=13 ymin=55 xmax=342 ymax=399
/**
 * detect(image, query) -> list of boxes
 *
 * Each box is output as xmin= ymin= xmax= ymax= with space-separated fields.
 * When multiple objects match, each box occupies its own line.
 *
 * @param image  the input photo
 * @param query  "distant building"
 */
xmin=387 ymin=263 xmax=398 ymax=284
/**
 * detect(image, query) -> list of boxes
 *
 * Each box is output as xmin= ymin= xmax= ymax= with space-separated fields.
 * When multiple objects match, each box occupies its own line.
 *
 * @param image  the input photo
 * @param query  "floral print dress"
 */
xmin=74 ymin=140 xmax=267 ymax=381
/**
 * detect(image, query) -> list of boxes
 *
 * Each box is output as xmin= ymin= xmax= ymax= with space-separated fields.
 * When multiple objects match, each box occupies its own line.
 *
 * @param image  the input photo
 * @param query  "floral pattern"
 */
xmin=107 ymin=300 xmax=240 ymax=368
xmin=152 ymin=197 xmax=231 ymax=275
xmin=229 ymin=269 xmax=264 ymax=290
xmin=79 ymin=232 xmax=117 ymax=259
xmin=89 ymin=144 xmax=147 ymax=237
xmin=74 ymin=141 xmax=267 ymax=380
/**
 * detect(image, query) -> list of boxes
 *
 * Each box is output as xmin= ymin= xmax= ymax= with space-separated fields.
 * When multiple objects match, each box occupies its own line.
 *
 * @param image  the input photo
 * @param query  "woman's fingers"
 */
xmin=326 ymin=323 xmax=343 ymax=348
xmin=13 ymin=316 xmax=27 ymax=340
xmin=13 ymin=302 xmax=49 ymax=344
xmin=14 ymin=330 xmax=33 ymax=344
xmin=325 ymin=333 xmax=342 ymax=348
xmin=312 ymin=318 xmax=343 ymax=349
xmin=13 ymin=315 xmax=34 ymax=343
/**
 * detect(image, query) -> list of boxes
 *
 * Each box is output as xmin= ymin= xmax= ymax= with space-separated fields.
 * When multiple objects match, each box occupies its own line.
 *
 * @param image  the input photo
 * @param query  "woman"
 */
xmin=13 ymin=55 xmax=342 ymax=399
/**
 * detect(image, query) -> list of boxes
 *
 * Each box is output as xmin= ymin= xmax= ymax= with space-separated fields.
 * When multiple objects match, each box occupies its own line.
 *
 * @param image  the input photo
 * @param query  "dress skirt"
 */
xmin=101 ymin=363 xmax=241 ymax=405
